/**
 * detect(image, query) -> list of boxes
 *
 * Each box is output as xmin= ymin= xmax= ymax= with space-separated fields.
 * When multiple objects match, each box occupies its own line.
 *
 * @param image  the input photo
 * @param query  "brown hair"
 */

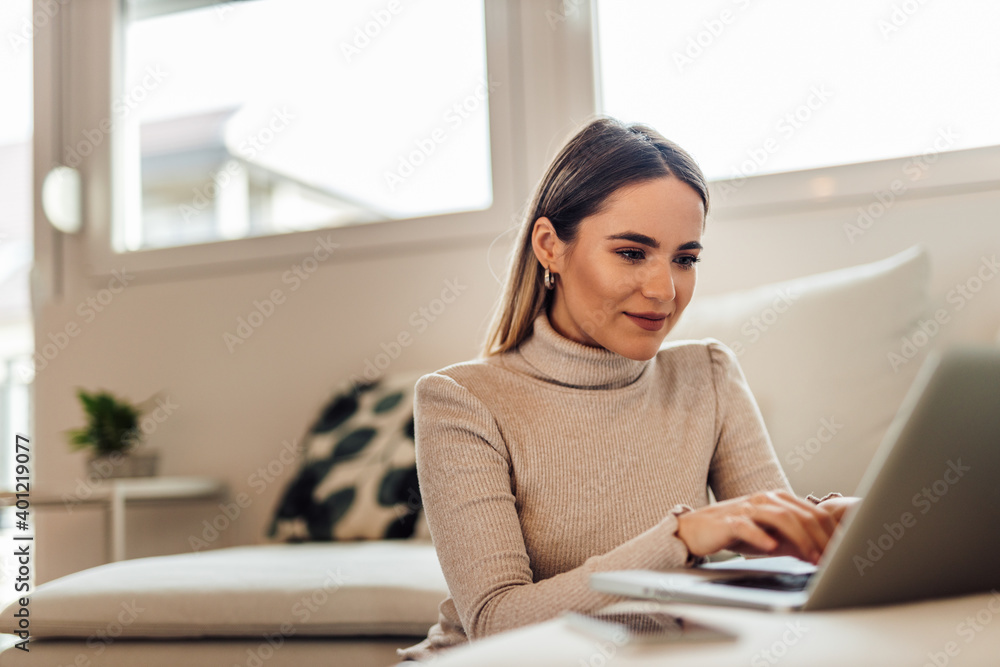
xmin=481 ymin=116 xmax=709 ymax=357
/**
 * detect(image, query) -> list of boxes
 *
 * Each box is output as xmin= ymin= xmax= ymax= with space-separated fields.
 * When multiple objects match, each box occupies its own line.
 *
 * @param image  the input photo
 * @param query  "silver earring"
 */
xmin=544 ymin=267 xmax=555 ymax=290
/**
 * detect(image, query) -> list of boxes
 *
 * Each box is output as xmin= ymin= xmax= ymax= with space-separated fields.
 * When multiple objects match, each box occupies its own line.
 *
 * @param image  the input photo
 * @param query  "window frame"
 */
xmin=699 ymin=144 xmax=1000 ymax=223
xmin=57 ymin=0 xmax=523 ymax=279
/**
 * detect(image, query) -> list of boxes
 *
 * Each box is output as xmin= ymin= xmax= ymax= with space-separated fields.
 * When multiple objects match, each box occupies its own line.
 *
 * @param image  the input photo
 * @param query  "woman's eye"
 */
xmin=616 ymin=249 xmax=645 ymax=262
xmin=675 ymin=255 xmax=702 ymax=270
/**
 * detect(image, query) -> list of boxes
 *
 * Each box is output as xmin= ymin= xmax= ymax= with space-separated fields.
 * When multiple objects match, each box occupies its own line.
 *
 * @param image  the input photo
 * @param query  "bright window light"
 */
xmin=595 ymin=0 xmax=1000 ymax=181
xmin=0 ymin=1 xmax=33 ymax=146
xmin=121 ymin=0 xmax=492 ymax=251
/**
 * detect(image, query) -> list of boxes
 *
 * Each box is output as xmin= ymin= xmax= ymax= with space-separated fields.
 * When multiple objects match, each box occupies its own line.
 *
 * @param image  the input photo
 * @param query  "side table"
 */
xmin=2 ymin=476 xmax=227 ymax=562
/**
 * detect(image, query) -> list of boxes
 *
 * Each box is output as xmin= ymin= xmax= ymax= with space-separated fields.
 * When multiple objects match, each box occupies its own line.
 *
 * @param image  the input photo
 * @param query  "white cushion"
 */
xmin=665 ymin=245 xmax=932 ymax=497
xmin=0 ymin=542 xmax=447 ymax=639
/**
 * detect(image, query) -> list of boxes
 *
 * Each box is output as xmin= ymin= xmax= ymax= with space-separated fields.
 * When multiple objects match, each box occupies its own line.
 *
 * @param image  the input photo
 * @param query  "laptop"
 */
xmin=591 ymin=346 xmax=1000 ymax=611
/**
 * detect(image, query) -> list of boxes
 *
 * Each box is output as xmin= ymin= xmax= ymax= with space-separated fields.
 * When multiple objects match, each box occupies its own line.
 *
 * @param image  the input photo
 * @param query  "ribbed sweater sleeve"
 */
xmin=705 ymin=340 xmax=794 ymax=500
xmin=414 ymin=372 xmax=691 ymax=640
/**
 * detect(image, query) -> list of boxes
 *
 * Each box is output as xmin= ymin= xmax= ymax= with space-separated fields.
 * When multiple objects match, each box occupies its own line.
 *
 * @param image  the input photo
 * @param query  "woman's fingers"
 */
xmin=675 ymin=490 xmax=843 ymax=563
xmin=752 ymin=492 xmax=837 ymax=560
xmin=723 ymin=513 xmax=779 ymax=554
xmin=722 ymin=496 xmax=815 ymax=562
xmin=731 ymin=492 xmax=835 ymax=562
xmin=815 ymin=496 xmax=862 ymax=524
xmin=745 ymin=504 xmax=823 ymax=562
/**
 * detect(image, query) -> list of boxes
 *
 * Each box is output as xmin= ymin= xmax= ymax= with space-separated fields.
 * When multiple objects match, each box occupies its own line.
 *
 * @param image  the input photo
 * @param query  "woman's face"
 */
xmin=533 ymin=176 xmax=705 ymax=361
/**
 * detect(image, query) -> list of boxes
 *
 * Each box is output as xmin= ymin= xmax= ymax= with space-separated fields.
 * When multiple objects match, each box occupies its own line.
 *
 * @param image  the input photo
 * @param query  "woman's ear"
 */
xmin=531 ymin=217 xmax=562 ymax=271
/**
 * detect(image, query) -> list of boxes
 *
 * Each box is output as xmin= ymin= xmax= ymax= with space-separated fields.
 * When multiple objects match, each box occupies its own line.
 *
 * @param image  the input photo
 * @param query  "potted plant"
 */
xmin=67 ymin=388 xmax=159 ymax=478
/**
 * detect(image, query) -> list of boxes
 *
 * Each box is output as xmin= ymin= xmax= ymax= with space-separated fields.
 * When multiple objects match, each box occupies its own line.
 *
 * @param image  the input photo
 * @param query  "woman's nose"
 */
xmin=640 ymin=259 xmax=676 ymax=302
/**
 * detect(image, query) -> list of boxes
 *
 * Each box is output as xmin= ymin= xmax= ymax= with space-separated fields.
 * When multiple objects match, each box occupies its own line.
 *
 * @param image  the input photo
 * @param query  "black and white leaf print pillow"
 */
xmin=267 ymin=372 xmax=429 ymax=541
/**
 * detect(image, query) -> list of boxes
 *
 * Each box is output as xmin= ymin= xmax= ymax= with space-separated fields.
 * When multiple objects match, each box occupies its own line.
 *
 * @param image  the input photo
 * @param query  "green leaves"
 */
xmin=66 ymin=388 xmax=143 ymax=456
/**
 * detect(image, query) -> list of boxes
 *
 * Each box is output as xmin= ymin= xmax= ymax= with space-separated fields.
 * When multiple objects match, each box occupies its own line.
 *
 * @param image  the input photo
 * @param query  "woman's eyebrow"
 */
xmin=605 ymin=232 xmax=703 ymax=252
xmin=605 ymin=232 xmax=659 ymax=248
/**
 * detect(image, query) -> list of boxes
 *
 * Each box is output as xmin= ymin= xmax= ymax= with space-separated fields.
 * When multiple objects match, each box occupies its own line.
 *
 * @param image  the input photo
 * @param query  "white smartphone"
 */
xmin=562 ymin=609 xmax=737 ymax=645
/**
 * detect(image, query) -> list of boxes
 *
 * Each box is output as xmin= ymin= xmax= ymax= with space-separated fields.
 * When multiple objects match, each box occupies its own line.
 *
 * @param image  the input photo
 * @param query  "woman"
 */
xmin=397 ymin=117 xmax=853 ymax=662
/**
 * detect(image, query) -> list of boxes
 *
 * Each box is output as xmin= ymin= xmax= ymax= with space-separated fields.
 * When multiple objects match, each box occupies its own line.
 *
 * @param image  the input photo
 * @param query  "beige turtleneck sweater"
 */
xmin=397 ymin=311 xmax=794 ymax=661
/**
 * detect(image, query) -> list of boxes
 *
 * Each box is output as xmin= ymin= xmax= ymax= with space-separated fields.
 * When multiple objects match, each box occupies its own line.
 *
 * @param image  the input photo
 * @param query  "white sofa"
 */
xmin=2 ymin=245 xmax=965 ymax=666
xmin=0 ymin=542 xmax=446 ymax=666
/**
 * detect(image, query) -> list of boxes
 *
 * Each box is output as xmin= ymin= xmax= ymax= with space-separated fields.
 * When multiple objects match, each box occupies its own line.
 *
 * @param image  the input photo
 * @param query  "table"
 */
xmin=2 ymin=476 xmax=226 ymax=562
xmin=427 ymin=593 xmax=1000 ymax=666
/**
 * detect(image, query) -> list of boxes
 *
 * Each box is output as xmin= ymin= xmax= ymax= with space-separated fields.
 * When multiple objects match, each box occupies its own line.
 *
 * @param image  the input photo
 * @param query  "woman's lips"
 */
xmin=624 ymin=312 xmax=667 ymax=332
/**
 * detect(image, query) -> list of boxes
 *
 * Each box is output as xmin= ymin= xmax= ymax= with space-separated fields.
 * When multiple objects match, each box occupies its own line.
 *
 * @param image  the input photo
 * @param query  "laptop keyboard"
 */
xmin=709 ymin=572 xmax=813 ymax=592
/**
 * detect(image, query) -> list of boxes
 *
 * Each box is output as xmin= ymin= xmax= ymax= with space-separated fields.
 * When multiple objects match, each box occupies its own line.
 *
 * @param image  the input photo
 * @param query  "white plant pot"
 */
xmin=87 ymin=449 xmax=159 ymax=479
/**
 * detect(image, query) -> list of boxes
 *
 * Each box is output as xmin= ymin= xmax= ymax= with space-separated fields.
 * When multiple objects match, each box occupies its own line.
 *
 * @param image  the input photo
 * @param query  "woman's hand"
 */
xmin=814 ymin=495 xmax=862 ymax=524
xmin=675 ymin=490 xmax=839 ymax=565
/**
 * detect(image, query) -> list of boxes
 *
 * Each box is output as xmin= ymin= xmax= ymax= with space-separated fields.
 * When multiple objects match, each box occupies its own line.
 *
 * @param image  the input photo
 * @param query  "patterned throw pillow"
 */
xmin=267 ymin=372 xmax=427 ymax=541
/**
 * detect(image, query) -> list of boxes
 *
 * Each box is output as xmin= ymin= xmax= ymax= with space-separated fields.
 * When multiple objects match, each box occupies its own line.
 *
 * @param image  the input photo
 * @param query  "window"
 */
xmin=0 ymin=0 xmax=35 ymax=611
xmin=46 ymin=0 xmax=1000 ymax=276
xmin=0 ymin=0 xmax=34 ymax=482
xmin=55 ymin=0 xmax=515 ymax=275
xmin=119 ymin=0 xmax=493 ymax=251
xmin=595 ymin=0 xmax=1000 ymax=181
